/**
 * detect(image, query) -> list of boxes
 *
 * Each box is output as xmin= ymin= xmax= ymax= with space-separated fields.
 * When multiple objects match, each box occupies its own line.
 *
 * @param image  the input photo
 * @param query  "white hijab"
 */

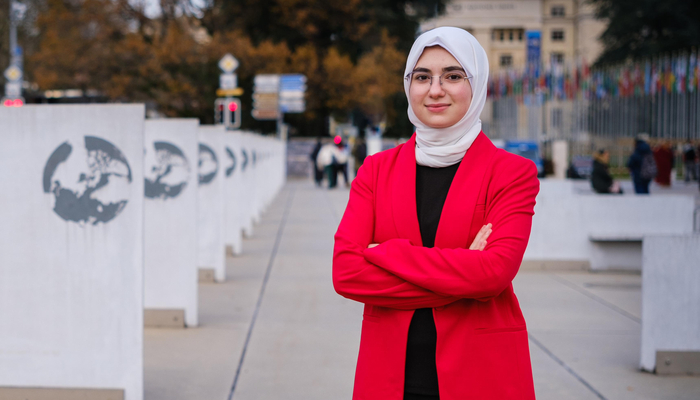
xmin=404 ymin=27 xmax=489 ymax=167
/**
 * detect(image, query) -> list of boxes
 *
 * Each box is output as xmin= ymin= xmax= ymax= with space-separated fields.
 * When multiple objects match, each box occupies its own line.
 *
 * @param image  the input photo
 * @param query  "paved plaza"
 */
xmin=144 ymin=180 xmax=700 ymax=400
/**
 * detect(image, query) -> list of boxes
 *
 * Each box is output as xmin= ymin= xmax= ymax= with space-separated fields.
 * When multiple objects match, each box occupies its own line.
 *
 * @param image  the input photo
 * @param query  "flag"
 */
xmin=644 ymin=60 xmax=651 ymax=95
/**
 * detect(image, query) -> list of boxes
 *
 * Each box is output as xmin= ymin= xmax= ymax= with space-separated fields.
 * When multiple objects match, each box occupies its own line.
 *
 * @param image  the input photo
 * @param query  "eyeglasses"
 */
xmin=405 ymin=70 xmax=471 ymax=89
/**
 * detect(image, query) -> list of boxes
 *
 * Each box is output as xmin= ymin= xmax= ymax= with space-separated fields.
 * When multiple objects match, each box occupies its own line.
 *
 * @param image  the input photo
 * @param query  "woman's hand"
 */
xmin=367 ymin=223 xmax=492 ymax=251
xmin=469 ymin=223 xmax=492 ymax=251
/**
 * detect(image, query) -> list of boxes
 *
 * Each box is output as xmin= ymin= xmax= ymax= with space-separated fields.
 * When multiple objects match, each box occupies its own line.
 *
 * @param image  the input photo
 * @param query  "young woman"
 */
xmin=333 ymin=27 xmax=539 ymax=400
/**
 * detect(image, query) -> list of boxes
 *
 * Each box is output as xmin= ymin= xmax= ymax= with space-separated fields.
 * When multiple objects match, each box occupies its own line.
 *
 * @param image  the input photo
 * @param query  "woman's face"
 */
xmin=409 ymin=46 xmax=473 ymax=129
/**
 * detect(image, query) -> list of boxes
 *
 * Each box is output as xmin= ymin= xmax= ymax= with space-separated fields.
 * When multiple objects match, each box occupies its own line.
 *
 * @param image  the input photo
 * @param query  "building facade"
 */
xmin=420 ymin=0 xmax=606 ymax=69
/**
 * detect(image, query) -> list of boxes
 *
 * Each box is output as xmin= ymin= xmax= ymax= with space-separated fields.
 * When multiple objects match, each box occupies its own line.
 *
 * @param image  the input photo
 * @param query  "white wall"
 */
xmin=197 ymin=126 xmax=227 ymax=282
xmin=0 ymin=104 xmax=144 ymax=400
xmin=641 ymin=235 xmax=700 ymax=372
xmin=144 ymin=119 xmax=199 ymax=326
xmin=525 ymin=180 xmax=696 ymax=261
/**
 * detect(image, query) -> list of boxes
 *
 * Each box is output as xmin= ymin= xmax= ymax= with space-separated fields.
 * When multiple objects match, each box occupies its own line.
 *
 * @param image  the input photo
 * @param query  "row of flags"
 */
xmin=488 ymin=51 xmax=700 ymax=101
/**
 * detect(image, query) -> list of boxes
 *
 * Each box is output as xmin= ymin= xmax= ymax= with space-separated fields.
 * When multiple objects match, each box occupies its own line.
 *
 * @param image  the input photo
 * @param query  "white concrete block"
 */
xmin=0 ymin=104 xmax=144 ymax=399
xmin=525 ymin=179 xmax=695 ymax=269
xmin=197 ymin=126 xmax=226 ymax=282
xmin=144 ymin=119 xmax=199 ymax=326
xmin=239 ymin=133 xmax=255 ymax=238
xmin=641 ymin=235 xmax=700 ymax=372
xmin=223 ymin=132 xmax=244 ymax=255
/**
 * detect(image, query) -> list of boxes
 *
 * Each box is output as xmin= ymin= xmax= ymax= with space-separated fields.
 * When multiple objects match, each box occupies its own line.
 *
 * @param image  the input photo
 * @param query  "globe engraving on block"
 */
xmin=42 ymin=136 xmax=132 ymax=225
xmin=198 ymin=143 xmax=218 ymax=185
xmin=240 ymin=148 xmax=248 ymax=172
xmin=225 ymin=147 xmax=237 ymax=177
xmin=145 ymin=141 xmax=190 ymax=199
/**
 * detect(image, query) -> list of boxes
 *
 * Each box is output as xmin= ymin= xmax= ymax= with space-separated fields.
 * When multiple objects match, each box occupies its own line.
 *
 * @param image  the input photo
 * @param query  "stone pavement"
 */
xmin=144 ymin=180 xmax=700 ymax=400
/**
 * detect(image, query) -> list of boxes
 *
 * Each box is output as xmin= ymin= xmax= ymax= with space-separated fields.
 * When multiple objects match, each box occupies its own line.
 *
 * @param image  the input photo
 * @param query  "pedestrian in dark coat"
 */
xmin=653 ymin=142 xmax=674 ymax=187
xmin=591 ymin=149 xmax=622 ymax=194
xmin=310 ymin=139 xmax=324 ymax=186
xmin=627 ymin=138 xmax=654 ymax=194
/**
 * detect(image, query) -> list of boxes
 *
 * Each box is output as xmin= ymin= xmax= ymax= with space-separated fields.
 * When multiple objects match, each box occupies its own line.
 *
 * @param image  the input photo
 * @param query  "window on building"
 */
xmin=518 ymin=30 xmax=524 ymax=41
xmin=551 ymin=53 xmax=565 ymax=64
xmin=499 ymin=30 xmax=505 ymax=41
xmin=552 ymin=108 xmax=563 ymax=128
xmin=551 ymin=30 xmax=565 ymax=41
xmin=551 ymin=6 xmax=565 ymax=17
xmin=500 ymin=55 xmax=513 ymax=67
xmin=509 ymin=30 xmax=514 ymax=41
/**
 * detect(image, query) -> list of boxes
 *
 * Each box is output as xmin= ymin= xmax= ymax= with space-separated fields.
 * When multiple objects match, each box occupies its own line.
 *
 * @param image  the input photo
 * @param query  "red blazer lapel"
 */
xmin=435 ymin=132 xmax=497 ymax=249
xmin=391 ymin=134 xmax=423 ymax=247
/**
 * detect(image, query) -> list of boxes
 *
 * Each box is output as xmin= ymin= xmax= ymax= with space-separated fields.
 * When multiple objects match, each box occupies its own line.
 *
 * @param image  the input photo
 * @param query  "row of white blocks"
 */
xmin=0 ymin=105 xmax=286 ymax=399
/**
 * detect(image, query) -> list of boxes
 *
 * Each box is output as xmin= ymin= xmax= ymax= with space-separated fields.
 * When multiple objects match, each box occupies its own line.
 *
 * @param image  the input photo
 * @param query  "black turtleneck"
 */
xmin=404 ymin=161 xmax=460 ymax=398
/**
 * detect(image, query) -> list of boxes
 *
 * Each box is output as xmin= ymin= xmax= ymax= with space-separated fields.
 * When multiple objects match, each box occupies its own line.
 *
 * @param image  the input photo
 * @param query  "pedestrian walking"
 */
xmin=683 ymin=141 xmax=697 ymax=183
xmin=352 ymin=137 xmax=367 ymax=174
xmin=333 ymin=27 xmax=539 ymax=400
xmin=316 ymin=142 xmax=336 ymax=188
xmin=652 ymin=142 xmax=674 ymax=187
xmin=591 ymin=149 xmax=622 ymax=194
xmin=627 ymin=136 xmax=656 ymax=194
xmin=333 ymin=137 xmax=350 ymax=188
xmin=310 ymin=138 xmax=324 ymax=186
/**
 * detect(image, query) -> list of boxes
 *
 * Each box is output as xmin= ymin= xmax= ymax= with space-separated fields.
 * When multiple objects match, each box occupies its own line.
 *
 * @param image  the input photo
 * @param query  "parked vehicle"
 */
xmin=504 ymin=140 xmax=545 ymax=177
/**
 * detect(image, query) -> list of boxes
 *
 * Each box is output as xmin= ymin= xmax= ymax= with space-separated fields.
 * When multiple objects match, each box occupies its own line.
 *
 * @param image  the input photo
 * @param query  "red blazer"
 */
xmin=333 ymin=132 xmax=539 ymax=400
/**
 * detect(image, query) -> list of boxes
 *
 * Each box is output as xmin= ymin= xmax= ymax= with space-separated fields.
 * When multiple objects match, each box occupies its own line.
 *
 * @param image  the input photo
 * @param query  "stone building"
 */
xmin=420 ymin=0 xmax=606 ymax=69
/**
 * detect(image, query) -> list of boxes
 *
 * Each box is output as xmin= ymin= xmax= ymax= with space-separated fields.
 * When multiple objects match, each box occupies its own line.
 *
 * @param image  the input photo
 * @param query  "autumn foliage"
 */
xmin=16 ymin=0 xmax=443 ymax=133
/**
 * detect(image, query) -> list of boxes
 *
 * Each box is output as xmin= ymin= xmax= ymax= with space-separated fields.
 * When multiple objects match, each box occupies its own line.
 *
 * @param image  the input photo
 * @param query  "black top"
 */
xmin=404 ymin=161 xmax=461 ymax=396
xmin=591 ymin=159 xmax=613 ymax=194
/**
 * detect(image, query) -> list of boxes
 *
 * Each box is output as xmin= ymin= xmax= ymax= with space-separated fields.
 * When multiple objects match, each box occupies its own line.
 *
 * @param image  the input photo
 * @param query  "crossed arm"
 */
xmin=332 ymin=155 xmax=538 ymax=309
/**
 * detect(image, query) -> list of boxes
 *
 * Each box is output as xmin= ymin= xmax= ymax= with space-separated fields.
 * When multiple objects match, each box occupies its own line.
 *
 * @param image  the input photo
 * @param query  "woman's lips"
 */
xmin=425 ymin=103 xmax=450 ymax=113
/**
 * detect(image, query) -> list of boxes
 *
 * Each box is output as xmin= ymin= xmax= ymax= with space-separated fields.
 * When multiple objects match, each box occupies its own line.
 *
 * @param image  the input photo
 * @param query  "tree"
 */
xmin=591 ymin=0 xmax=700 ymax=65
xmin=20 ymin=0 xmax=447 ymax=135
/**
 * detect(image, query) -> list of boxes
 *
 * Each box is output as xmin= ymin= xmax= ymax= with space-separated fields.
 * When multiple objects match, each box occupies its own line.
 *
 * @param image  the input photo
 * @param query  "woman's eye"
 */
xmin=413 ymin=74 xmax=430 ymax=82
xmin=445 ymin=73 xmax=464 ymax=81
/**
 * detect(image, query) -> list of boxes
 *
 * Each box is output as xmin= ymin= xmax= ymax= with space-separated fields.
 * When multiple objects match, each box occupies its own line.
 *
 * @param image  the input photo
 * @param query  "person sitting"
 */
xmin=591 ymin=149 xmax=622 ymax=194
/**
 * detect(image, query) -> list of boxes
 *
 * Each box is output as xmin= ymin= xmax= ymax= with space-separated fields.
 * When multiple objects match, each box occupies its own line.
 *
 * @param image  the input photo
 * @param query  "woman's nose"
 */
xmin=428 ymin=77 xmax=445 ymax=97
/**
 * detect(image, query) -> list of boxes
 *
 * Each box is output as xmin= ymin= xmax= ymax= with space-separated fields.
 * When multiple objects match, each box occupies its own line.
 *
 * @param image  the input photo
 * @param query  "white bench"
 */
xmin=588 ymin=234 xmax=643 ymax=271
xmin=524 ymin=180 xmax=697 ymax=271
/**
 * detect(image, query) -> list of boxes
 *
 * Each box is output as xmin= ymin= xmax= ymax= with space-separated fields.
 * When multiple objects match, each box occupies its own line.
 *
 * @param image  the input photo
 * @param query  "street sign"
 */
xmin=220 ymin=73 xmax=237 ymax=90
xmin=218 ymin=53 xmax=239 ymax=73
xmin=252 ymin=109 xmax=279 ymax=120
xmin=252 ymin=74 xmax=281 ymax=120
xmin=279 ymin=74 xmax=306 ymax=113
xmin=279 ymin=91 xmax=305 ymax=100
xmin=216 ymin=88 xmax=244 ymax=97
xmin=5 ymin=81 xmax=21 ymax=98
xmin=4 ymin=65 xmax=22 ymax=82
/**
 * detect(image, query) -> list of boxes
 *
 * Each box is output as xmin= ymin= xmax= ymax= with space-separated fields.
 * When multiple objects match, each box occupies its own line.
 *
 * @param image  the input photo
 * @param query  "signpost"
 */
xmin=3 ymin=1 xmax=25 ymax=106
xmin=278 ymin=74 xmax=306 ymax=113
xmin=252 ymin=73 xmax=306 ymax=139
xmin=215 ymin=53 xmax=242 ymax=130
xmin=252 ymin=74 xmax=281 ymax=120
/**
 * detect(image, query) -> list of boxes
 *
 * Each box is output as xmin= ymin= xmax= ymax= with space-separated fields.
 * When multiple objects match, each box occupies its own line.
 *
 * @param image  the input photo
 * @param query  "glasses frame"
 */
xmin=405 ymin=70 xmax=473 ymax=89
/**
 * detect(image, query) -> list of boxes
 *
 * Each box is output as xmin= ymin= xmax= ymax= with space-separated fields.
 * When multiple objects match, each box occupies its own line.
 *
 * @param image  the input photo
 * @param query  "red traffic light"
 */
xmin=3 ymin=98 xmax=23 ymax=107
xmin=228 ymin=101 xmax=238 ymax=112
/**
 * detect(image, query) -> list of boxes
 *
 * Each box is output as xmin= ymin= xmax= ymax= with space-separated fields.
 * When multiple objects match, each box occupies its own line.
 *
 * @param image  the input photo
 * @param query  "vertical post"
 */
xmin=9 ymin=1 xmax=17 ymax=63
xmin=276 ymin=112 xmax=286 ymax=141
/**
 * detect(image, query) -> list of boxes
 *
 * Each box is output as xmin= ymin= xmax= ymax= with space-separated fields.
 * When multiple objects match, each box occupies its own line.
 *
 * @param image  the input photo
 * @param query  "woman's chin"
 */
xmin=420 ymin=117 xmax=458 ymax=129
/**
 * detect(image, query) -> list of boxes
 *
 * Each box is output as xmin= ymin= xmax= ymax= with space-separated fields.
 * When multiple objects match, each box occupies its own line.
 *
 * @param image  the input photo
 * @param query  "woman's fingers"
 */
xmin=367 ymin=243 xmax=379 ymax=248
xmin=469 ymin=225 xmax=486 ymax=250
xmin=469 ymin=223 xmax=492 ymax=250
